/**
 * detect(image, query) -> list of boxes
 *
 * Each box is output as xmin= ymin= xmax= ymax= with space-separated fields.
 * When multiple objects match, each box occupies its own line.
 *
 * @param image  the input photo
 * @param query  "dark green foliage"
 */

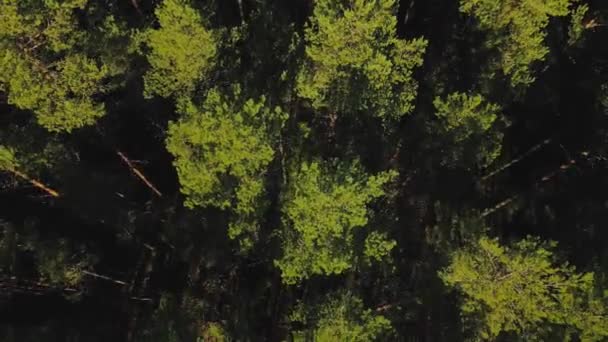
xmin=290 ymin=291 xmax=393 ymax=341
xmin=135 ymin=293 xmax=227 ymax=342
xmin=0 ymin=220 xmax=92 ymax=288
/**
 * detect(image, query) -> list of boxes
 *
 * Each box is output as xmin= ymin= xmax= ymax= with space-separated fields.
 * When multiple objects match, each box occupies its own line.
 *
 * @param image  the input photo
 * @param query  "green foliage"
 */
xmin=0 ymin=0 xmax=607 ymax=340
xmin=0 ymin=145 xmax=18 ymax=171
xmin=275 ymin=161 xmax=396 ymax=284
xmin=440 ymin=236 xmax=608 ymax=341
xmin=0 ymin=0 xmax=127 ymax=132
xmin=460 ymin=0 xmax=572 ymax=87
xmin=138 ymin=293 xmax=226 ymax=342
xmin=291 ymin=292 xmax=392 ymax=341
xmin=34 ymin=239 xmax=89 ymax=287
xmin=141 ymin=0 xmax=217 ymax=98
xmin=434 ymin=93 xmax=499 ymax=134
xmin=1 ymin=53 xmax=109 ymax=132
xmin=296 ymin=0 xmax=427 ymax=120
xmin=200 ymin=322 xmax=227 ymax=342
xmin=433 ymin=92 xmax=503 ymax=167
xmin=0 ymin=220 xmax=90 ymax=287
xmin=568 ymin=4 xmax=589 ymax=46
xmin=0 ymin=0 xmax=88 ymax=53
xmin=166 ymin=89 xmax=286 ymax=246
xmin=363 ymin=231 xmax=396 ymax=263
xmin=0 ymin=126 xmax=71 ymax=185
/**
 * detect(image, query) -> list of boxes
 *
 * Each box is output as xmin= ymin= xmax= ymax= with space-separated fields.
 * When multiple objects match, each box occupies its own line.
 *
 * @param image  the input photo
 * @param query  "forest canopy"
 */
xmin=0 ymin=0 xmax=607 ymax=341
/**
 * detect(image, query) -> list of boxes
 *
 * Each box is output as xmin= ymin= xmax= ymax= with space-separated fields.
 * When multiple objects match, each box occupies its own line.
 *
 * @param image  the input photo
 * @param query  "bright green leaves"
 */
xmin=291 ymin=292 xmax=393 ymax=341
xmin=276 ymin=161 xmax=396 ymax=284
xmin=440 ymin=236 xmax=608 ymax=340
xmin=1 ymin=53 xmax=109 ymax=132
xmin=0 ymin=0 xmax=125 ymax=132
xmin=434 ymin=92 xmax=503 ymax=167
xmin=296 ymin=0 xmax=427 ymax=120
xmin=0 ymin=146 xmax=17 ymax=172
xmin=141 ymin=0 xmax=217 ymax=98
xmin=166 ymin=89 xmax=286 ymax=246
xmin=434 ymin=93 xmax=499 ymax=134
xmin=363 ymin=231 xmax=397 ymax=263
xmin=568 ymin=4 xmax=589 ymax=46
xmin=460 ymin=0 xmax=572 ymax=87
xmin=166 ymin=90 xmax=283 ymax=209
xmin=0 ymin=0 xmax=88 ymax=54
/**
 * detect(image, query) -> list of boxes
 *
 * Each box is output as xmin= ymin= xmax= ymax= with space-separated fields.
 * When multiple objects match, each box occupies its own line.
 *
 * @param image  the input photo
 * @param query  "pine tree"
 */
xmin=433 ymin=92 xmax=503 ymax=168
xmin=296 ymin=0 xmax=427 ymax=120
xmin=0 ymin=0 xmax=128 ymax=132
xmin=140 ymin=0 xmax=217 ymax=98
xmin=290 ymin=291 xmax=392 ymax=341
xmin=165 ymin=88 xmax=286 ymax=248
xmin=275 ymin=161 xmax=396 ymax=284
xmin=460 ymin=0 xmax=572 ymax=87
xmin=440 ymin=236 xmax=608 ymax=340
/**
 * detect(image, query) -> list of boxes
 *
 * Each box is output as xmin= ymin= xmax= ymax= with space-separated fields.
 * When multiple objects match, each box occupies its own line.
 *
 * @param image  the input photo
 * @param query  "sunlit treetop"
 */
xmin=0 ymin=0 xmax=127 ymax=132
xmin=166 ymin=88 xmax=286 ymax=247
xmin=275 ymin=160 xmax=397 ymax=284
xmin=0 ymin=52 xmax=109 ymax=132
xmin=140 ymin=0 xmax=217 ymax=98
xmin=440 ymin=236 xmax=608 ymax=341
xmin=460 ymin=0 xmax=572 ymax=87
xmin=568 ymin=4 xmax=590 ymax=46
xmin=433 ymin=92 xmax=503 ymax=167
xmin=296 ymin=0 xmax=427 ymax=121
xmin=0 ymin=0 xmax=88 ymax=53
xmin=434 ymin=93 xmax=499 ymax=135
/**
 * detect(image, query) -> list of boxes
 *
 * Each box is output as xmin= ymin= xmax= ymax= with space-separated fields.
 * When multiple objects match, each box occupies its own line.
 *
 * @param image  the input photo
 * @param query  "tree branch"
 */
xmin=117 ymin=151 xmax=162 ymax=197
xmin=82 ymin=270 xmax=127 ymax=286
xmin=481 ymin=138 xmax=552 ymax=182
xmin=9 ymin=168 xmax=60 ymax=198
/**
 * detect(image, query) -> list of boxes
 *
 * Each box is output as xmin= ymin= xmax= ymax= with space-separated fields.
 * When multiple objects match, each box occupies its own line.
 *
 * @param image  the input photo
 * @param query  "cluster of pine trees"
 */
xmin=0 ymin=0 xmax=607 ymax=340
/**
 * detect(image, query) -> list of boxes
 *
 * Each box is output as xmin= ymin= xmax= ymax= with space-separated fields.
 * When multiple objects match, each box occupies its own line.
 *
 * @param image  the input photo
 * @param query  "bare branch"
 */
xmin=117 ymin=151 xmax=162 ymax=197
xmin=82 ymin=270 xmax=128 ymax=286
xmin=9 ymin=169 xmax=60 ymax=198
xmin=481 ymin=138 xmax=552 ymax=182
